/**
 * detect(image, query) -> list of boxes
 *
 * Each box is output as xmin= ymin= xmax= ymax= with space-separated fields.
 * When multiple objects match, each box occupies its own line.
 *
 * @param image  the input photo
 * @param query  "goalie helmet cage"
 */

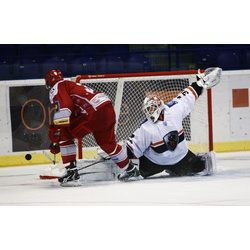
xmin=72 ymin=70 xmax=213 ymax=159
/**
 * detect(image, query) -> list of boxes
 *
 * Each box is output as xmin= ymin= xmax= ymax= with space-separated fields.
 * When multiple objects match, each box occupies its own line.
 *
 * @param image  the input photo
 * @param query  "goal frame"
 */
xmin=73 ymin=70 xmax=213 ymax=159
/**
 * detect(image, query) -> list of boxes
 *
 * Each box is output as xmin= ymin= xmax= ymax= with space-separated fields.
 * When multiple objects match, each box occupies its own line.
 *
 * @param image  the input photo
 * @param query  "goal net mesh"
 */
xmin=75 ymin=73 xmax=210 ymax=158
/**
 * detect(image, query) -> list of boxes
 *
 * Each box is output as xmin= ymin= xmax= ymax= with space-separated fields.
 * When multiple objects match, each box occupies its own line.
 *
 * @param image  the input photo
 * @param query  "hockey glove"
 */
xmin=49 ymin=142 xmax=60 ymax=154
xmin=196 ymin=67 xmax=222 ymax=89
xmin=48 ymin=124 xmax=61 ymax=143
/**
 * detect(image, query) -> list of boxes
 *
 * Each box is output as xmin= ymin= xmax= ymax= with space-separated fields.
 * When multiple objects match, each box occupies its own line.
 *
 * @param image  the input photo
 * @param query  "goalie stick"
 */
xmin=77 ymin=158 xmax=108 ymax=171
xmin=79 ymin=171 xmax=109 ymax=176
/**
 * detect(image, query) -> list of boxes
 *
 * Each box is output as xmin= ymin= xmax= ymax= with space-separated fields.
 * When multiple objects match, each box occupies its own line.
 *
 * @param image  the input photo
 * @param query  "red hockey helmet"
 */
xmin=45 ymin=69 xmax=64 ymax=89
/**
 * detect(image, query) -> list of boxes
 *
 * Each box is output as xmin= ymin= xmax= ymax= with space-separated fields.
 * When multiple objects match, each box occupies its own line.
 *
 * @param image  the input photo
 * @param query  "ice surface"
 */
xmin=0 ymin=151 xmax=250 ymax=206
xmin=1 ymin=151 xmax=250 ymax=250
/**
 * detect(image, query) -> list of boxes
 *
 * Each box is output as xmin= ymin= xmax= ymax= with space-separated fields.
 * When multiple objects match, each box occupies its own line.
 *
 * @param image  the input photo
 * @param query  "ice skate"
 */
xmin=58 ymin=160 xmax=81 ymax=187
xmin=117 ymin=161 xmax=141 ymax=181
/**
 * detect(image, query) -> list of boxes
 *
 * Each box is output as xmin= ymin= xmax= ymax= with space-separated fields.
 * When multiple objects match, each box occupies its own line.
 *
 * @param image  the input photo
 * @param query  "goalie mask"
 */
xmin=45 ymin=69 xmax=64 ymax=89
xmin=142 ymin=95 xmax=165 ymax=123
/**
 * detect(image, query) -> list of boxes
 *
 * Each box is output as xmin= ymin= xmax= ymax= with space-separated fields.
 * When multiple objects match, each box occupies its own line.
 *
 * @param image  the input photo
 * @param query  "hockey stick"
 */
xmin=53 ymin=154 xmax=56 ymax=165
xmin=43 ymin=150 xmax=108 ymax=170
xmin=43 ymin=150 xmax=56 ymax=165
xmin=77 ymin=158 xmax=107 ymax=171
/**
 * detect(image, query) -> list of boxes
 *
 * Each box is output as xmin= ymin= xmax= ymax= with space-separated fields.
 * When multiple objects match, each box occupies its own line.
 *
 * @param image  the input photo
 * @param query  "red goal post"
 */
xmin=72 ymin=70 xmax=213 ymax=159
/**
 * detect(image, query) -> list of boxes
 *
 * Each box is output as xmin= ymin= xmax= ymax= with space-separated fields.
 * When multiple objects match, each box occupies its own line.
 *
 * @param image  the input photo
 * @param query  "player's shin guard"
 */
xmin=60 ymin=140 xmax=77 ymax=164
xmin=109 ymin=144 xmax=129 ymax=168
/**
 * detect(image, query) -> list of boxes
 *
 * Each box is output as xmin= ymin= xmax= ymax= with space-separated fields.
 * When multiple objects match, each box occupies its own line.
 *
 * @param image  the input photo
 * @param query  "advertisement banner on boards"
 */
xmin=9 ymin=86 xmax=54 ymax=152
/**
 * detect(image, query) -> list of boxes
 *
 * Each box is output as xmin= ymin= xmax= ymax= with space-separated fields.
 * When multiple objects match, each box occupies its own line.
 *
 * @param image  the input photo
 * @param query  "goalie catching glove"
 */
xmin=196 ymin=67 xmax=222 ymax=89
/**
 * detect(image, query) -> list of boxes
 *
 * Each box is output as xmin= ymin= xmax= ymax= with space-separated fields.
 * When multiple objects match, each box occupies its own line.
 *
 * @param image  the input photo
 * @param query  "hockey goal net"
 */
xmin=72 ymin=70 xmax=213 ymax=159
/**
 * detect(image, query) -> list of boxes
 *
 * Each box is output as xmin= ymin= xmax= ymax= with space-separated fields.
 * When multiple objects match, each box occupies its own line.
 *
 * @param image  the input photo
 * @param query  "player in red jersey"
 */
xmin=45 ymin=69 xmax=135 ymax=186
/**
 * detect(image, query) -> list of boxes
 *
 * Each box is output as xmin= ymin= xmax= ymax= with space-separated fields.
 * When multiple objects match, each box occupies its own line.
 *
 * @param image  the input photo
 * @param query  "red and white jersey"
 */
xmin=127 ymin=86 xmax=198 ymax=165
xmin=49 ymin=80 xmax=111 ymax=126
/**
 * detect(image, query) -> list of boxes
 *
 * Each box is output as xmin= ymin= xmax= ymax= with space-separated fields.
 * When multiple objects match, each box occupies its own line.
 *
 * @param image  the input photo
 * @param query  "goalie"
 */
xmin=45 ymin=69 xmax=131 ymax=186
xmin=118 ymin=67 xmax=222 ymax=181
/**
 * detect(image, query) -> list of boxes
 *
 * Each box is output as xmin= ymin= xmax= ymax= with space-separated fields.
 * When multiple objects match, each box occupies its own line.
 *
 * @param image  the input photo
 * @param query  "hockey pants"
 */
xmin=138 ymin=150 xmax=205 ymax=178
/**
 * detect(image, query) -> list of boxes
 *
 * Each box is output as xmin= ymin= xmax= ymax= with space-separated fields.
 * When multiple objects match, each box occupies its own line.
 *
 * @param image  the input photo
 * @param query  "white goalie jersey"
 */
xmin=127 ymin=85 xmax=199 ymax=165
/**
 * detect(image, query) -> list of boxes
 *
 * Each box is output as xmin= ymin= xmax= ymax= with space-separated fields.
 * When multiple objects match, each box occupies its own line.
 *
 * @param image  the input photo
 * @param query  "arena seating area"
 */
xmin=0 ymin=44 xmax=250 ymax=80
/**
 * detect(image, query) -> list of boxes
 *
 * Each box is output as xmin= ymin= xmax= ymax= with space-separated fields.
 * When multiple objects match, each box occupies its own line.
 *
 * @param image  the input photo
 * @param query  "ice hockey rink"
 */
xmin=0 ymin=151 xmax=250 ymax=206
xmin=1 ymin=151 xmax=250 ymax=250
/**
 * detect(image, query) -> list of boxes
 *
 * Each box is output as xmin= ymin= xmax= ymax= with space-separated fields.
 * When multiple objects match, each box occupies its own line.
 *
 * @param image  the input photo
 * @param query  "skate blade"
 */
xmin=60 ymin=180 xmax=81 ymax=187
xmin=135 ymin=175 xmax=144 ymax=181
xmin=119 ymin=175 xmax=144 ymax=182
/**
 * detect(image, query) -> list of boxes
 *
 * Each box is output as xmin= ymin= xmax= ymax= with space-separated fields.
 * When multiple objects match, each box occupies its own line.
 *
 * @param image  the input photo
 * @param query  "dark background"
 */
xmin=4 ymin=44 xmax=250 ymax=152
xmin=1 ymin=44 xmax=250 ymax=80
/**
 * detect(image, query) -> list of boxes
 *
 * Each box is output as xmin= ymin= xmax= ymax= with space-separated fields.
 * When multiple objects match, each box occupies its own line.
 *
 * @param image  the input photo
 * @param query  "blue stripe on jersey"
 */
xmin=139 ymin=118 xmax=148 ymax=128
xmin=166 ymin=101 xmax=178 ymax=108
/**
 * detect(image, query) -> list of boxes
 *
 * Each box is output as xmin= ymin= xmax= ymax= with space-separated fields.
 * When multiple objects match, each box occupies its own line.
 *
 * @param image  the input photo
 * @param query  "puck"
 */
xmin=25 ymin=154 xmax=32 ymax=160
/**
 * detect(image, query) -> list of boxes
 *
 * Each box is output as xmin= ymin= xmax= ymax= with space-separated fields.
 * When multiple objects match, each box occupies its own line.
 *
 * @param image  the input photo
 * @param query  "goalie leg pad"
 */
xmin=198 ymin=151 xmax=217 ymax=175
